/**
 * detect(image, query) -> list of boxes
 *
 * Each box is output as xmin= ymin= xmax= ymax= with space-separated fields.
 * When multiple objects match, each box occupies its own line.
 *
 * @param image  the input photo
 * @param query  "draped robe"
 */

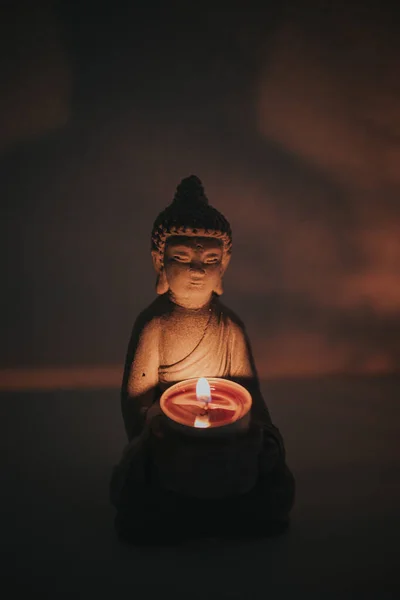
xmin=159 ymin=302 xmax=237 ymax=387
xmin=121 ymin=295 xmax=273 ymax=440
xmin=112 ymin=295 xmax=291 ymax=513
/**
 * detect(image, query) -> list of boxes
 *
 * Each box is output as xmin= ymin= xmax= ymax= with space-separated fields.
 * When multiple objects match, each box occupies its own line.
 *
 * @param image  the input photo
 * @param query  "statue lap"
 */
xmin=111 ymin=415 xmax=295 ymax=543
xmin=150 ymin=415 xmax=263 ymax=498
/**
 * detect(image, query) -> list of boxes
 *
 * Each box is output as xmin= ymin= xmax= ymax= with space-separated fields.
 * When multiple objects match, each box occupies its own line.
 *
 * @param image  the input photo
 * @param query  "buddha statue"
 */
xmin=111 ymin=176 xmax=295 ymax=544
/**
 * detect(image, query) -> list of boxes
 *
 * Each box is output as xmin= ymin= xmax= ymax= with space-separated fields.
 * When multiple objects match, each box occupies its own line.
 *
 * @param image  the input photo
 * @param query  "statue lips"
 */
xmin=188 ymin=274 xmax=205 ymax=287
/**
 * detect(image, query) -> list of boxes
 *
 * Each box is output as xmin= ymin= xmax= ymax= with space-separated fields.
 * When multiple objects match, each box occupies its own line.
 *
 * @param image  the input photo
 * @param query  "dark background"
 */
xmin=2 ymin=0 xmax=400 ymax=383
xmin=1 ymin=4 xmax=399 ymax=593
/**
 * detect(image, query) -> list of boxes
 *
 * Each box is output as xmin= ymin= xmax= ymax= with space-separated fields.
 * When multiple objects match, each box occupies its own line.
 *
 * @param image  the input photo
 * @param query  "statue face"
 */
xmin=164 ymin=236 xmax=224 ymax=307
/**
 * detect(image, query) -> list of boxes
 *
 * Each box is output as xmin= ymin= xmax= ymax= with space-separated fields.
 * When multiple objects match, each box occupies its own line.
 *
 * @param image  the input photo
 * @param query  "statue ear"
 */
xmin=221 ymin=253 xmax=231 ymax=274
xmin=156 ymin=270 xmax=169 ymax=294
xmin=151 ymin=250 xmax=163 ymax=273
xmin=213 ymin=280 xmax=224 ymax=295
xmin=213 ymin=254 xmax=231 ymax=296
xmin=152 ymin=251 xmax=169 ymax=294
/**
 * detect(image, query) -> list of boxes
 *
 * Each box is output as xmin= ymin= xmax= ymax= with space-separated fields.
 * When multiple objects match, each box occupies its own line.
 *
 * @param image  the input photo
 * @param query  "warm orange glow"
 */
xmin=160 ymin=377 xmax=252 ymax=432
xmin=196 ymin=377 xmax=211 ymax=403
xmin=194 ymin=378 xmax=211 ymax=427
xmin=193 ymin=413 xmax=210 ymax=428
xmin=0 ymin=366 xmax=123 ymax=392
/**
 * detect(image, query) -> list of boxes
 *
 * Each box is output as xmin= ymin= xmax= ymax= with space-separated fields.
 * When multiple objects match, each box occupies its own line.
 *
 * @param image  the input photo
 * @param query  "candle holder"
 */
xmin=153 ymin=378 xmax=260 ymax=497
xmin=160 ymin=377 xmax=252 ymax=437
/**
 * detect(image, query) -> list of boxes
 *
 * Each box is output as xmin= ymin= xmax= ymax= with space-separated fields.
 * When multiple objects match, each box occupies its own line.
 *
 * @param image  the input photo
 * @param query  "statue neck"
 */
xmin=167 ymin=291 xmax=214 ymax=313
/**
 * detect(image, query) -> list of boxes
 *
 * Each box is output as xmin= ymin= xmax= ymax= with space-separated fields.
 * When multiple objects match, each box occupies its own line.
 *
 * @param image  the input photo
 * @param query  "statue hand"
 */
xmin=150 ymin=419 xmax=262 ymax=497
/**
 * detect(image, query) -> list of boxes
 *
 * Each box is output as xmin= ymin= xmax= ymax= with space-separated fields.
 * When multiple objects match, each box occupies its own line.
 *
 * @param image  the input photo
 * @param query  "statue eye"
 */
xmin=173 ymin=255 xmax=190 ymax=262
xmin=205 ymin=257 xmax=220 ymax=264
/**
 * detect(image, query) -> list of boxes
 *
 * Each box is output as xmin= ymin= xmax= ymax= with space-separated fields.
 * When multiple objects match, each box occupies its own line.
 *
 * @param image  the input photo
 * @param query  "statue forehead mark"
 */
xmin=191 ymin=236 xmax=223 ymax=250
xmin=165 ymin=236 xmax=223 ymax=255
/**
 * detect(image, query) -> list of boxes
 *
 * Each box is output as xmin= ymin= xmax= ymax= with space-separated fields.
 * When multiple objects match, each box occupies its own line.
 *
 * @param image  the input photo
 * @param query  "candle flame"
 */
xmin=196 ymin=377 xmax=211 ymax=403
xmin=194 ymin=414 xmax=210 ymax=428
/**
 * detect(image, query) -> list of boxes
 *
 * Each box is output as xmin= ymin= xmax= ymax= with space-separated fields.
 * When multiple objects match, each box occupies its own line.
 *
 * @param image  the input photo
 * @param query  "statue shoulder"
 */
xmin=215 ymin=299 xmax=247 ymax=334
xmin=131 ymin=295 xmax=169 ymax=337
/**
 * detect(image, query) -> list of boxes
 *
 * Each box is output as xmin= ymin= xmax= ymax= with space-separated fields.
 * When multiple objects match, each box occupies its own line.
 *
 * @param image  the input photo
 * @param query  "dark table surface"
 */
xmin=1 ymin=376 xmax=399 ymax=599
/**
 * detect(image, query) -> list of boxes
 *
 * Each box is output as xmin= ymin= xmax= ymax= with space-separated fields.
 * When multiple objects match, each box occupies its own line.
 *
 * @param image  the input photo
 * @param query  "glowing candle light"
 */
xmin=194 ymin=377 xmax=211 ymax=428
xmin=160 ymin=377 xmax=252 ymax=434
xmin=196 ymin=377 xmax=212 ymax=403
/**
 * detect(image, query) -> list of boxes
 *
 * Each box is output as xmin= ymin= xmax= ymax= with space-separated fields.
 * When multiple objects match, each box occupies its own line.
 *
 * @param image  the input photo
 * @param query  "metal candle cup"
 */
xmin=159 ymin=377 xmax=252 ymax=437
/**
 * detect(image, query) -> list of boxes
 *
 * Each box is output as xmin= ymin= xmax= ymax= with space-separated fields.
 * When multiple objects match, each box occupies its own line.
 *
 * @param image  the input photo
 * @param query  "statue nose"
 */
xmin=189 ymin=261 xmax=205 ymax=274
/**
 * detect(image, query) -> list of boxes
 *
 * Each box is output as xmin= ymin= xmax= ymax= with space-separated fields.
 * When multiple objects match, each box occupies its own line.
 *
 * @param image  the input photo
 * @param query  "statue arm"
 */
xmin=121 ymin=318 xmax=160 ymax=441
xmin=228 ymin=322 xmax=273 ymax=426
xmin=229 ymin=321 xmax=287 ymax=462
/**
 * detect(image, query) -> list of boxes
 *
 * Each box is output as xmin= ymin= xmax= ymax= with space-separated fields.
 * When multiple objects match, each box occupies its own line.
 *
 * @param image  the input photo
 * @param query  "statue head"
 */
xmin=151 ymin=176 xmax=232 ymax=306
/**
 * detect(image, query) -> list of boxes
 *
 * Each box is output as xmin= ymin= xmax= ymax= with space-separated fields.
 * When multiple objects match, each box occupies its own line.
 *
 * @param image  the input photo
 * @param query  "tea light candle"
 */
xmin=159 ymin=377 xmax=252 ymax=435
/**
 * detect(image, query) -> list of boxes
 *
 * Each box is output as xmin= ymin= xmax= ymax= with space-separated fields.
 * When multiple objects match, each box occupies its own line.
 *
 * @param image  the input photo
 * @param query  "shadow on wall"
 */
xmin=0 ymin=2 xmax=71 ymax=153
xmin=1 ymin=1 xmax=400 ymax=379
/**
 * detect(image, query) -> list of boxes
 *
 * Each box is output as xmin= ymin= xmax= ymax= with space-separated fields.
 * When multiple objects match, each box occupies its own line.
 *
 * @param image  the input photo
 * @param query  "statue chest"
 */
xmin=159 ymin=313 xmax=211 ymax=366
